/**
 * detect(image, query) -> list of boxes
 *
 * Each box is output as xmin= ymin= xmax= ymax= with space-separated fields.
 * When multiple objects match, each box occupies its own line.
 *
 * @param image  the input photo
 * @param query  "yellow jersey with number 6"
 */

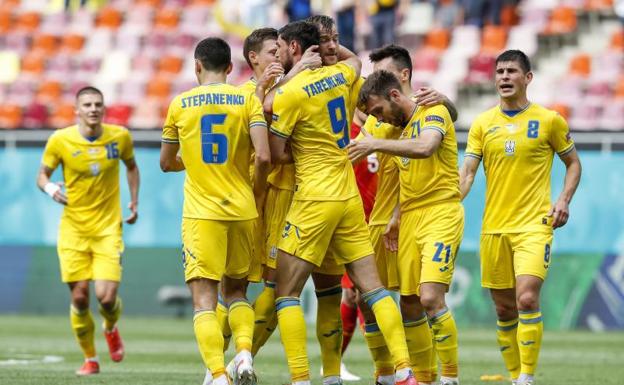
xmin=163 ymin=83 xmax=267 ymax=221
xmin=41 ymin=124 xmax=134 ymax=236
xmin=270 ymin=62 xmax=359 ymax=201
xmin=465 ymin=103 xmax=574 ymax=233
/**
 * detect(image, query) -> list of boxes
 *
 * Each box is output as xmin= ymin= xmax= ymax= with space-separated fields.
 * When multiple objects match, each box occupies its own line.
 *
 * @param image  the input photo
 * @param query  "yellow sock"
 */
xmin=518 ymin=310 xmax=543 ymax=376
xmin=364 ymin=323 xmax=395 ymax=378
xmin=276 ymin=297 xmax=309 ymax=382
xmin=404 ymin=315 xmax=433 ymax=383
xmin=216 ymin=299 xmax=231 ymax=352
xmin=70 ymin=305 xmax=96 ymax=358
xmin=362 ymin=288 xmax=410 ymax=371
xmin=315 ymin=285 xmax=343 ymax=378
xmin=252 ymin=281 xmax=277 ymax=356
xmin=98 ymin=297 xmax=122 ymax=331
xmin=430 ymin=329 xmax=438 ymax=383
xmin=228 ymin=300 xmax=254 ymax=353
xmin=496 ymin=318 xmax=521 ymax=380
xmin=429 ymin=308 xmax=459 ymax=378
xmin=193 ymin=310 xmax=225 ymax=376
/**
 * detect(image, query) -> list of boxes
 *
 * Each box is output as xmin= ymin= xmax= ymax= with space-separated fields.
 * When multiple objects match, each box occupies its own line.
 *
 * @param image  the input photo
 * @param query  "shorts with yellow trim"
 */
xmin=398 ymin=201 xmax=464 ymax=296
xmin=247 ymin=216 xmax=266 ymax=283
xmin=370 ymin=224 xmax=399 ymax=290
xmin=480 ymin=231 xmax=553 ymax=289
xmin=182 ymin=218 xmax=254 ymax=283
xmin=57 ymin=230 xmax=124 ymax=283
xmin=264 ymin=185 xmax=294 ymax=271
xmin=278 ymin=196 xmax=374 ymax=273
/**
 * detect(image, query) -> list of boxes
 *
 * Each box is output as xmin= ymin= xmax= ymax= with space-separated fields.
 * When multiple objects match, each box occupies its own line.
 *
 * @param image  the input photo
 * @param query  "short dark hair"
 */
xmin=369 ymin=44 xmax=413 ymax=81
xmin=76 ymin=86 xmax=103 ymax=100
xmin=357 ymin=70 xmax=402 ymax=111
xmin=305 ymin=15 xmax=335 ymax=33
xmin=496 ymin=49 xmax=531 ymax=73
xmin=194 ymin=37 xmax=231 ymax=72
xmin=278 ymin=21 xmax=320 ymax=54
xmin=243 ymin=28 xmax=278 ymax=69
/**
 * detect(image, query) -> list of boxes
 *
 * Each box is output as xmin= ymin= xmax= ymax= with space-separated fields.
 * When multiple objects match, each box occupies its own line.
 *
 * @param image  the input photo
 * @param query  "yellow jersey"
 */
xmin=361 ymin=115 xmax=401 ymax=226
xmin=239 ymin=78 xmax=259 ymax=182
xmin=465 ymin=103 xmax=575 ymax=233
xmin=397 ymin=104 xmax=460 ymax=212
xmin=163 ymin=83 xmax=267 ymax=221
xmin=270 ymin=62 xmax=359 ymax=201
xmin=41 ymin=124 xmax=134 ymax=236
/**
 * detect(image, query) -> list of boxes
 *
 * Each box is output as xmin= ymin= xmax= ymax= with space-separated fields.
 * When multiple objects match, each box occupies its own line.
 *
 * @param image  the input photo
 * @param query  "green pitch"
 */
xmin=0 ymin=315 xmax=622 ymax=384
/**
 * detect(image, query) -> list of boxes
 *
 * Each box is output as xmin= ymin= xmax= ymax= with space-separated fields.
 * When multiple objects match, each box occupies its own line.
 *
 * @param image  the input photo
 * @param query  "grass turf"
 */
xmin=0 ymin=315 xmax=622 ymax=384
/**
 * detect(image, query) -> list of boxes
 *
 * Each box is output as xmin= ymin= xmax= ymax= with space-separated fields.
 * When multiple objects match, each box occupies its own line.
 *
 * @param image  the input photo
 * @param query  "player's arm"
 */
xmin=255 ymin=62 xmax=284 ymax=102
xmin=160 ymin=142 xmax=185 ymax=172
xmin=413 ymin=87 xmax=459 ymax=122
xmin=278 ymin=45 xmax=322 ymax=85
xmin=348 ymin=129 xmax=442 ymax=163
xmin=459 ymin=155 xmax=480 ymax=200
xmin=268 ymin=133 xmax=293 ymax=164
xmin=123 ymin=157 xmax=140 ymax=224
xmin=383 ymin=198 xmax=401 ymax=252
xmin=549 ymin=148 xmax=581 ymax=229
xmin=338 ymin=44 xmax=362 ymax=78
xmin=37 ymin=165 xmax=67 ymax=205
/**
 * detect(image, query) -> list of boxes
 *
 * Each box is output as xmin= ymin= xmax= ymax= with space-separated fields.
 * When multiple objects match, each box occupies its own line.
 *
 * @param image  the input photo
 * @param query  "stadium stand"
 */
xmin=0 ymin=0 xmax=621 ymax=131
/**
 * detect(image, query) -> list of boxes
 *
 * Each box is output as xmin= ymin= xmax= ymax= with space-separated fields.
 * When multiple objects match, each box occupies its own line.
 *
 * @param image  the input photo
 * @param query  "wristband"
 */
xmin=44 ymin=182 xmax=60 ymax=198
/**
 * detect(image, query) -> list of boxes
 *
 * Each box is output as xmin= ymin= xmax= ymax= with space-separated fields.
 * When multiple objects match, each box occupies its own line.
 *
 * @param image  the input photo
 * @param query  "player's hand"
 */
xmin=254 ymin=189 xmax=267 ymax=218
xmin=414 ymin=87 xmax=444 ymax=106
xmin=45 ymin=181 xmax=68 ymax=205
xmin=383 ymin=216 xmax=400 ymax=252
xmin=347 ymin=131 xmax=376 ymax=164
xmin=299 ymin=45 xmax=322 ymax=70
xmin=124 ymin=201 xmax=138 ymax=224
xmin=548 ymin=199 xmax=569 ymax=229
xmin=258 ymin=62 xmax=284 ymax=91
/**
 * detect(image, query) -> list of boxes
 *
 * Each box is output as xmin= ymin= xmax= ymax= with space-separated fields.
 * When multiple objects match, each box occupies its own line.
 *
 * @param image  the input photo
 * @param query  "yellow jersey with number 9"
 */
xmin=465 ymin=103 xmax=575 ymax=233
xmin=270 ymin=62 xmax=359 ymax=201
xmin=41 ymin=124 xmax=134 ymax=236
xmin=397 ymin=104 xmax=460 ymax=212
xmin=163 ymin=83 xmax=267 ymax=221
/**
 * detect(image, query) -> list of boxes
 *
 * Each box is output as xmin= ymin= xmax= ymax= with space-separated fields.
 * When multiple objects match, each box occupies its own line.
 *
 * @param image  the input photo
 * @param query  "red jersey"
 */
xmin=351 ymin=121 xmax=378 ymax=221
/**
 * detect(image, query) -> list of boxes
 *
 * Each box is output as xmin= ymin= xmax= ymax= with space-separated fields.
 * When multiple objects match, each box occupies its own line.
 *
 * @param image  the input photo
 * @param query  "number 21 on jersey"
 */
xmin=201 ymin=114 xmax=228 ymax=164
xmin=327 ymin=96 xmax=349 ymax=149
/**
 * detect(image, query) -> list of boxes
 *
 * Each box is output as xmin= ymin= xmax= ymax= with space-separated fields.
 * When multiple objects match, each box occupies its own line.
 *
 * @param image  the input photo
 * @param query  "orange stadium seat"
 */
xmin=154 ymin=8 xmax=179 ymax=30
xmin=610 ymin=29 xmax=624 ymax=51
xmin=96 ymin=7 xmax=122 ymax=29
xmin=549 ymin=103 xmax=570 ymax=120
xmin=146 ymin=79 xmax=171 ymax=100
xmin=21 ymin=54 xmax=45 ymax=76
xmin=544 ymin=6 xmax=577 ymax=35
xmin=49 ymin=103 xmax=76 ymax=129
xmin=500 ymin=4 xmax=519 ymax=28
xmin=157 ymin=55 xmax=183 ymax=76
xmin=424 ymin=28 xmax=450 ymax=51
xmin=136 ymin=0 xmax=162 ymax=6
xmin=481 ymin=26 xmax=507 ymax=54
xmin=0 ymin=8 xmax=11 ymax=33
xmin=36 ymin=81 xmax=63 ymax=104
xmin=60 ymin=33 xmax=85 ymax=53
xmin=569 ymin=53 xmax=591 ymax=78
xmin=15 ymin=11 xmax=41 ymax=32
xmin=585 ymin=0 xmax=614 ymax=11
xmin=31 ymin=34 xmax=58 ymax=55
xmin=615 ymin=77 xmax=624 ymax=99
xmin=0 ymin=104 xmax=22 ymax=129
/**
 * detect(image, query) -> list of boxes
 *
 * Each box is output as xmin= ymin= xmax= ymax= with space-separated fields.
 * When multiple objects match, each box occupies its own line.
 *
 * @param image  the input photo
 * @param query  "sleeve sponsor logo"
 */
xmin=425 ymin=115 xmax=445 ymax=124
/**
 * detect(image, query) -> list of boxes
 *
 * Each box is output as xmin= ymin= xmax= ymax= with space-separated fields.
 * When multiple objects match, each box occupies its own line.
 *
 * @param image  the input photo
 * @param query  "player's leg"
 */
xmin=312 ymin=271 xmax=343 ymax=384
xmin=92 ymin=232 xmax=126 ymax=363
xmin=251 ymin=267 xmax=277 ymax=356
xmin=340 ymin=282 xmax=358 ymax=355
xmin=275 ymin=251 xmax=317 ymax=384
xmin=512 ymin=231 xmax=552 ymax=385
xmin=482 ymin=233 xmax=520 ymax=384
xmin=216 ymin=287 xmax=232 ymax=352
xmin=358 ymin=297 xmax=394 ymax=385
xmin=59 ymin=233 xmax=99 ymax=375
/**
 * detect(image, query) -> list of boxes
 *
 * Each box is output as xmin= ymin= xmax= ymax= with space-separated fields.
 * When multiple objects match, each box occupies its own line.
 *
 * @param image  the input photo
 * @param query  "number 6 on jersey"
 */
xmin=201 ymin=114 xmax=228 ymax=164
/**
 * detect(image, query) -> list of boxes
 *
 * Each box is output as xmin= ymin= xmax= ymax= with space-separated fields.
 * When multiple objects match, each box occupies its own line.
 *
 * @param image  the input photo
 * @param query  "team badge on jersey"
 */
xmin=89 ymin=162 xmax=101 ymax=176
xmin=504 ymin=140 xmax=516 ymax=156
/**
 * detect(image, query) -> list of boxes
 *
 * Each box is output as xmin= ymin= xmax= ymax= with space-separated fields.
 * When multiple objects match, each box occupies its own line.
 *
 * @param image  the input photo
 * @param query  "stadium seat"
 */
xmin=31 ymin=34 xmax=58 ymax=55
xmin=544 ymin=6 xmax=577 ymax=35
xmin=424 ymin=28 xmax=450 ymax=51
xmin=610 ymin=29 xmax=624 ymax=51
xmin=49 ymin=103 xmax=76 ymax=129
xmin=448 ymin=25 xmax=480 ymax=58
xmin=21 ymin=102 xmax=49 ymax=129
xmin=481 ymin=26 xmax=508 ymax=55
xmin=398 ymin=1 xmax=434 ymax=35
xmin=465 ymin=54 xmax=496 ymax=85
xmin=598 ymin=101 xmax=624 ymax=131
xmin=83 ymin=29 xmax=113 ymax=58
xmin=5 ymin=32 xmax=30 ymax=56
xmin=506 ymin=25 xmax=538 ymax=57
xmin=0 ymin=8 xmax=11 ymax=33
xmin=615 ymin=77 xmax=624 ymax=99
xmin=15 ymin=11 xmax=41 ymax=32
xmin=105 ymin=104 xmax=133 ymax=126
xmin=39 ymin=12 xmax=68 ymax=35
xmin=0 ymin=104 xmax=22 ymax=129
xmin=96 ymin=6 xmax=123 ymax=29
xmin=0 ymin=51 xmax=20 ymax=83
xmin=569 ymin=53 xmax=592 ymax=77
xmin=60 ymin=33 xmax=85 ymax=53
xmin=129 ymin=98 xmax=164 ymax=129
xmin=585 ymin=0 xmax=614 ymax=12
xmin=146 ymin=79 xmax=172 ymax=100
xmin=154 ymin=8 xmax=180 ymax=30
xmin=549 ymin=103 xmax=571 ymax=120
xmin=157 ymin=55 xmax=183 ymax=77
xmin=36 ymin=81 xmax=63 ymax=104
xmin=569 ymin=104 xmax=600 ymax=130
xmin=20 ymin=54 xmax=45 ymax=77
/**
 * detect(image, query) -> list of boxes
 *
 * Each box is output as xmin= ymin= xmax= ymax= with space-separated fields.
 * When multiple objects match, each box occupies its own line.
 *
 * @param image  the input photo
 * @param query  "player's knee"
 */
xmin=98 ymin=295 xmax=117 ymax=310
xmin=400 ymin=295 xmax=424 ymax=320
xmin=71 ymin=291 xmax=89 ymax=309
xmin=420 ymin=292 xmax=445 ymax=315
xmin=516 ymin=291 xmax=540 ymax=312
xmin=494 ymin=301 xmax=517 ymax=320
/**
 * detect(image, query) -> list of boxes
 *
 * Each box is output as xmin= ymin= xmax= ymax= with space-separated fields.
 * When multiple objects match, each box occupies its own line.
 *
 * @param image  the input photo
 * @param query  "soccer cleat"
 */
xmin=235 ymin=355 xmax=256 ymax=385
xmin=104 ymin=326 xmax=125 ymax=362
xmin=202 ymin=368 xmax=213 ymax=385
xmin=340 ymin=362 xmax=360 ymax=381
xmin=439 ymin=376 xmax=459 ymax=385
xmin=75 ymin=360 xmax=100 ymax=376
xmin=395 ymin=373 xmax=419 ymax=385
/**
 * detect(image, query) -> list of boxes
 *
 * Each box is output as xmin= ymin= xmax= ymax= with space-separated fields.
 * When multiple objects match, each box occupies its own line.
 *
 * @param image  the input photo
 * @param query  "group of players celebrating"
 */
xmin=38 ymin=13 xmax=582 ymax=385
